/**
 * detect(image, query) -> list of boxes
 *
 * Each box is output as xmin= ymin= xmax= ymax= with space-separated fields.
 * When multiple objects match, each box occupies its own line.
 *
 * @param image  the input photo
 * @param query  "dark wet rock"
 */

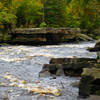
xmin=40 ymin=58 xmax=97 ymax=77
xmin=88 ymin=40 xmax=100 ymax=52
xmin=79 ymin=76 xmax=94 ymax=98
xmin=39 ymin=64 xmax=64 ymax=76
xmin=39 ymin=64 xmax=62 ymax=77
xmin=56 ymin=68 xmax=65 ymax=76
xmin=79 ymin=68 xmax=100 ymax=98
xmin=8 ymin=28 xmax=92 ymax=45
xmin=50 ymin=58 xmax=97 ymax=64
xmin=63 ymin=61 xmax=96 ymax=76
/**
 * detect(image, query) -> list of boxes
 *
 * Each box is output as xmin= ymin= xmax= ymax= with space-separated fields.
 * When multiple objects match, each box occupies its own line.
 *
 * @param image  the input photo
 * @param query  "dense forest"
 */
xmin=0 ymin=0 xmax=100 ymax=30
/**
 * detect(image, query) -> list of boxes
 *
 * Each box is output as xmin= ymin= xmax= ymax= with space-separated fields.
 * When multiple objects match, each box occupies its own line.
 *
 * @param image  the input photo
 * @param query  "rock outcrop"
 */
xmin=39 ymin=57 xmax=100 ymax=98
xmin=39 ymin=58 xmax=97 ymax=77
xmin=79 ymin=68 xmax=100 ymax=98
xmin=9 ymin=28 xmax=92 ymax=45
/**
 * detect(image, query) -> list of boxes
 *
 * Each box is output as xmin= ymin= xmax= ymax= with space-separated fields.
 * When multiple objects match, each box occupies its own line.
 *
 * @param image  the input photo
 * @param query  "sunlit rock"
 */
xmin=79 ymin=68 xmax=100 ymax=98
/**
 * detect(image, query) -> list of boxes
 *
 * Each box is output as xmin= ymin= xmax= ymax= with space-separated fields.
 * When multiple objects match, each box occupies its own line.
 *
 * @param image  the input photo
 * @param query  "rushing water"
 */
xmin=0 ymin=42 xmax=97 ymax=100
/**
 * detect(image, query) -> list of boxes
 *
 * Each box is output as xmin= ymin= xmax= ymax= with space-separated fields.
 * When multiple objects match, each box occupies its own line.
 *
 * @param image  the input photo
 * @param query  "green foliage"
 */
xmin=0 ymin=0 xmax=100 ymax=30
xmin=0 ymin=12 xmax=16 ymax=24
xmin=0 ymin=1 xmax=16 ymax=29
xmin=39 ymin=22 xmax=47 ymax=28
xmin=66 ymin=0 xmax=100 ymax=29
xmin=0 ymin=1 xmax=16 ymax=42
xmin=44 ymin=0 xmax=67 ymax=27
xmin=16 ymin=0 xmax=43 ymax=27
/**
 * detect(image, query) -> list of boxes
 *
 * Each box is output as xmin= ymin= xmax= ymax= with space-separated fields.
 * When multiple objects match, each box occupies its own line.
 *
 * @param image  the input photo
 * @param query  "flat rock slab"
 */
xmin=14 ymin=28 xmax=81 ymax=34
xmin=50 ymin=58 xmax=97 ymax=64
xmin=40 ymin=58 xmax=97 ymax=77
xmin=8 ymin=28 xmax=92 ymax=45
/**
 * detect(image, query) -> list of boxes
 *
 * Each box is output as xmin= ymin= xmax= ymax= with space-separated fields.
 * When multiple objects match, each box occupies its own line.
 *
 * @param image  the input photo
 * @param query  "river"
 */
xmin=0 ymin=42 xmax=98 ymax=100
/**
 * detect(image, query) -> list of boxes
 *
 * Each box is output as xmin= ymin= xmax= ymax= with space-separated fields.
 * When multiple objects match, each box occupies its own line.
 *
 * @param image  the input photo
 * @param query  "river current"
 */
xmin=0 ymin=42 xmax=97 ymax=100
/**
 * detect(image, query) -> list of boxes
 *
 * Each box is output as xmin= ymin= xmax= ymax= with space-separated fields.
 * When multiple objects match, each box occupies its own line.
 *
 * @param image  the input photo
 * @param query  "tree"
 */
xmin=16 ymin=0 xmax=43 ymax=27
xmin=66 ymin=0 xmax=100 ymax=29
xmin=0 ymin=1 xmax=16 ymax=41
xmin=0 ymin=1 xmax=16 ymax=29
xmin=43 ymin=0 xmax=67 ymax=27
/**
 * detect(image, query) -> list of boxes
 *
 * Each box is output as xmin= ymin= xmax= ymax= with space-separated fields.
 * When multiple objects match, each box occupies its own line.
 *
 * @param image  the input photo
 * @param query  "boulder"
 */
xmin=79 ymin=68 xmax=100 ymax=98
xmin=39 ymin=64 xmax=64 ymax=76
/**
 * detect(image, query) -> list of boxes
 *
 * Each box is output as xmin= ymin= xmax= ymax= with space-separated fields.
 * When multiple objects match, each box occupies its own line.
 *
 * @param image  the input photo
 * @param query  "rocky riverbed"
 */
xmin=0 ymin=42 xmax=99 ymax=100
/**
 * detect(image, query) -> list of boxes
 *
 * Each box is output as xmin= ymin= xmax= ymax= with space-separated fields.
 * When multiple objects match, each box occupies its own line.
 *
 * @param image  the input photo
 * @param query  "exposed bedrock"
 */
xmin=8 ymin=28 xmax=92 ymax=45
xmin=50 ymin=58 xmax=97 ymax=64
xmin=79 ymin=68 xmax=100 ymax=98
xmin=39 ymin=58 xmax=97 ymax=77
xmin=39 ymin=58 xmax=100 ymax=97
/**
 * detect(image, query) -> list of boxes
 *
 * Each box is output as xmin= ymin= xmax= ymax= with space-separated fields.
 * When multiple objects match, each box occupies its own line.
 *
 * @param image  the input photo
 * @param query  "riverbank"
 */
xmin=0 ymin=28 xmax=93 ymax=45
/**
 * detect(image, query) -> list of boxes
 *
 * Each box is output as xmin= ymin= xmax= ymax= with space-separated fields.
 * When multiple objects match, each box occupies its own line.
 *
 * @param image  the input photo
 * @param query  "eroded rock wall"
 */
xmin=9 ymin=28 xmax=92 ymax=45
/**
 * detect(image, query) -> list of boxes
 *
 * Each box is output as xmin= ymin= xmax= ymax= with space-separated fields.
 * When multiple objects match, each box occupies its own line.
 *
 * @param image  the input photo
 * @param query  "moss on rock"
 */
xmin=82 ymin=68 xmax=100 ymax=79
xmin=79 ymin=68 xmax=100 ymax=98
